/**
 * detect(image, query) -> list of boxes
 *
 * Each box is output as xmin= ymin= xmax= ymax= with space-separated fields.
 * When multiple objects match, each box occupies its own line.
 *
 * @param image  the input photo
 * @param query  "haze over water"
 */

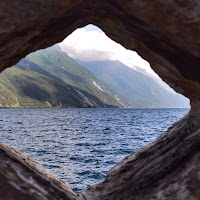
xmin=0 ymin=108 xmax=189 ymax=191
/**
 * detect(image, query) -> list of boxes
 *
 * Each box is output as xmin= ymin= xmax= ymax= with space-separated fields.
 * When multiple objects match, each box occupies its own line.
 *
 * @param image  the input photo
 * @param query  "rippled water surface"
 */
xmin=0 ymin=108 xmax=189 ymax=191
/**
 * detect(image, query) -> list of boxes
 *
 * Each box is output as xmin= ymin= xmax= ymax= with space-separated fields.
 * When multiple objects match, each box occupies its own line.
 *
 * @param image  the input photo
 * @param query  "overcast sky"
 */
xmin=59 ymin=24 xmax=158 ymax=77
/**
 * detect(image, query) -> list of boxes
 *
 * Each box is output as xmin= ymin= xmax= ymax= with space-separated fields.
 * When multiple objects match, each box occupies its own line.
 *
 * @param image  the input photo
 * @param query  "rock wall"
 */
xmin=0 ymin=0 xmax=200 ymax=199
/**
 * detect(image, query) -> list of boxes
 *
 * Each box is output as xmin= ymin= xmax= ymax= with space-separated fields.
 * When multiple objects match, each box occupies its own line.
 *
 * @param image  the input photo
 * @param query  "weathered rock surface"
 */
xmin=0 ymin=0 xmax=200 ymax=199
xmin=0 ymin=142 xmax=79 ymax=200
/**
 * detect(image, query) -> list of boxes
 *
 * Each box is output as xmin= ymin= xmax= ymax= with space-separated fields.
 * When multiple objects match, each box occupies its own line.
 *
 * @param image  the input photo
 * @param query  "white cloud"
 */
xmin=59 ymin=25 xmax=158 ymax=77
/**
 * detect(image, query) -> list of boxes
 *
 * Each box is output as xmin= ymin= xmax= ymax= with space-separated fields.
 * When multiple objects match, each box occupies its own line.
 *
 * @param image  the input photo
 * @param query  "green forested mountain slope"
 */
xmin=78 ymin=60 xmax=190 ymax=108
xmin=0 ymin=45 xmax=189 ymax=109
xmin=0 ymin=64 xmax=109 ymax=108
xmin=26 ymin=47 xmax=128 ymax=108
xmin=0 ymin=47 xmax=128 ymax=108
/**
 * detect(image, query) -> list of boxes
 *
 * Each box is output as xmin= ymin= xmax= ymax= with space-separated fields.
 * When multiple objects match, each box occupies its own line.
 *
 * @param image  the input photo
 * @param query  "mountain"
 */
xmin=0 ymin=63 xmax=108 ymax=108
xmin=77 ymin=60 xmax=190 ymax=108
xmin=0 ymin=47 xmax=128 ymax=108
xmin=131 ymin=65 xmax=176 ymax=94
xmin=25 ymin=46 xmax=128 ymax=108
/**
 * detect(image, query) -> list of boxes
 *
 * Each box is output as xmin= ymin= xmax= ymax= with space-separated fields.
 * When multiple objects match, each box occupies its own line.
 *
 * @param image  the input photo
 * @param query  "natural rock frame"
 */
xmin=0 ymin=1 xmax=200 ymax=199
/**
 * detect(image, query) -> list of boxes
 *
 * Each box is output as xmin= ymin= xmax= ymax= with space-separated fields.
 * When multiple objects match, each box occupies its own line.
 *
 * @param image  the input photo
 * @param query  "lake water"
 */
xmin=0 ymin=108 xmax=189 ymax=191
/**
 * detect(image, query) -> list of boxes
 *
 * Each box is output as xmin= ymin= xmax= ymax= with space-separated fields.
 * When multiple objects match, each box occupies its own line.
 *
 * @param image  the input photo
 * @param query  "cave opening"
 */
xmin=0 ymin=24 xmax=190 ymax=192
xmin=1 ymin=1 xmax=200 ymax=198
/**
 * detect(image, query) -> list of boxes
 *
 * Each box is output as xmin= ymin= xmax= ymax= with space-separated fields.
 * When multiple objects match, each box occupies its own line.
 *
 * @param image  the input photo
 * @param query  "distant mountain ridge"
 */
xmin=77 ymin=60 xmax=190 ymax=108
xmin=0 ymin=47 xmax=128 ymax=108
xmin=26 ymin=47 xmax=129 ymax=107
xmin=0 ymin=45 xmax=189 ymax=108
